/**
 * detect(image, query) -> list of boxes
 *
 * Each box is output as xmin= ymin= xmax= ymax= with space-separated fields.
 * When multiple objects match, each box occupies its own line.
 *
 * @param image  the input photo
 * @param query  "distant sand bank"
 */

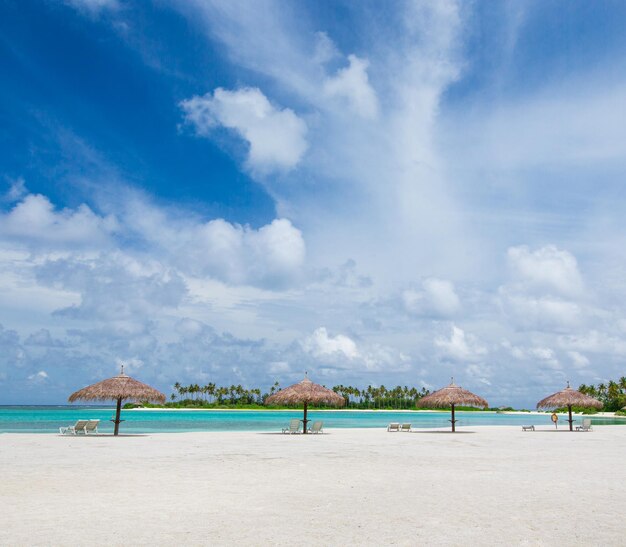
xmin=1 ymin=426 xmax=625 ymax=546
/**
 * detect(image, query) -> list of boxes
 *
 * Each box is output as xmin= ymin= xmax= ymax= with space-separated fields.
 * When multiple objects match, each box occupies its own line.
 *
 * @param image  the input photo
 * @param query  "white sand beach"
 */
xmin=2 ymin=426 xmax=625 ymax=546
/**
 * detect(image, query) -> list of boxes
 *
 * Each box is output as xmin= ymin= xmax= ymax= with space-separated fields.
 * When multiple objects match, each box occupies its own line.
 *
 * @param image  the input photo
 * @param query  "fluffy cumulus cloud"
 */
xmin=323 ymin=55 xmax=378 ymax=118
xmin=303 ymin=327 xmax=359 ymax=360
xmin=180 ymin=87 xmax=308 ymax=172
xmin=183 ymin=218 xmax=305 ymax=287
xmin=403 ymin=278 xmax=461 ymax=318
xmin=0 ymin=194 xmax=117 ymax=249
xmin=0 ymin=190 xmax=305 ymax=290
xmin=507 ymin=245 xmax=584 ymax=297
xmin=498 ymin=245 xmax=587 ymax=332
xmin=435 ymin=325 xmax=487 ymax=362
xmin=300 ymin=327 xmax=410 ymax=374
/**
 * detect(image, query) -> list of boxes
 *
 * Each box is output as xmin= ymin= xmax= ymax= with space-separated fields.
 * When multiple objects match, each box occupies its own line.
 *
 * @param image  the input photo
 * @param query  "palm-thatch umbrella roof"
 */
xmin=265 ymin=374 xmax=344 ymax=434
xmin=418 ymin=378 xmax=488 ymax=432
xmin=68 ymin=366 xmax=165 ymax=435
xmin=537 ymin=382 xmax=602 ymax=431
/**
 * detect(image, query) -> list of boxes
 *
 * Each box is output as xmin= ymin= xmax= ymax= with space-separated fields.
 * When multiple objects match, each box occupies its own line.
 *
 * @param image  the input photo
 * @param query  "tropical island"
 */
xmin=123 ymin=377 xmax=626 ymax=414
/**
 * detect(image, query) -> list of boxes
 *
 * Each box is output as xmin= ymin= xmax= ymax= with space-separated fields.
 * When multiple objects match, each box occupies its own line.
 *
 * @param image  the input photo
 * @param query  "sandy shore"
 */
xmin=1 ymin=426 xmax=625 ymax=546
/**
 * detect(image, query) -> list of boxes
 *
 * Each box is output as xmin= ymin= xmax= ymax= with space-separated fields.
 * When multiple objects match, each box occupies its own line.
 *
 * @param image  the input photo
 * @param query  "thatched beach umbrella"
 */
xmin=68 ymin=366 xmax=166 ymax=435
xmin=418 ymin=378 xmax=488 ymax=432
xmin=265 ymin=374 xmax=345 ymax=434
xmin=537 ymin=382 xmax=602 ymax=431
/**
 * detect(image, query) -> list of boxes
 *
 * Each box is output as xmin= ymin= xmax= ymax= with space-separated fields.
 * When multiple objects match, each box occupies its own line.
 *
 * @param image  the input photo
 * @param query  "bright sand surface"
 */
xmin=2 ymin=426 xmax=625 ymax=546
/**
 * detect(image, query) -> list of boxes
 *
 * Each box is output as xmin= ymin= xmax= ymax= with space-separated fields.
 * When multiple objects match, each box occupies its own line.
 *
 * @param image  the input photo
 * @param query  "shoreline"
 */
xmin=124 ymin=407 xmax=626 ymax=418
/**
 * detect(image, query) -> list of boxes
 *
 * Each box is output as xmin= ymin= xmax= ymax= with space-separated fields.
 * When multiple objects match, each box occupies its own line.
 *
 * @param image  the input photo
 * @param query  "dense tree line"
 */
xmin=579 ymin=377 xmax=626 ymax=412
xmin=167 ymin=381 xmax=431 ymax=409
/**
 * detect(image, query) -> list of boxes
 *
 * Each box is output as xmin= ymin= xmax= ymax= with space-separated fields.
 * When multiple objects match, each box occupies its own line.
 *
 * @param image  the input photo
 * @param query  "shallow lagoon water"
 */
xmin=1 ymin=406 xmax=624 ymax=433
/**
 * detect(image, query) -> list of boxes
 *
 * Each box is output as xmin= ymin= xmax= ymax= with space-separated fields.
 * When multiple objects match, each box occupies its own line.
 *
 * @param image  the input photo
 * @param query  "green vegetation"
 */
xmin=554 ymin=406 xmax=599 ymax=415
xmin=127 ymin=381 xmax=434 ymax=410
xmin=579 ymin=377 xmax=626 ymax=412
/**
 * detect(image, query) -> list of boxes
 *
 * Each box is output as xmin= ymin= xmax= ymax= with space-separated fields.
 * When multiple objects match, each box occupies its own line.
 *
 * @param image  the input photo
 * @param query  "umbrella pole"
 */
xmin=451 ymin=403 xmax=456 ymax=432
xmin=114 ymin=397 xmax=122 ymax=436
xmin=568 ymin=405 xmax=573 ymax=432
xmin=303 ymin=402 xmax=308 ymax=434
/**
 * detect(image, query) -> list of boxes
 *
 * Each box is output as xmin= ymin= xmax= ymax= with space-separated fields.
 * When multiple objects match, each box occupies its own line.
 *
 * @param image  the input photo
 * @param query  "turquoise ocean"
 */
xmin=1 ymin=406 xmax=624 ymax=433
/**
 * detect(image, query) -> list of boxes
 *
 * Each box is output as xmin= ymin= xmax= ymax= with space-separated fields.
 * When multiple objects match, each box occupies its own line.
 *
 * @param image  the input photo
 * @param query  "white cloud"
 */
xmin=403 ymin=278 xmax=460 ymax=317
xmin=2 ymin=190 xmax=305 ymax=290
xmin=497 ymin=245 xmax=587 ymax=332
xmin=180 ymin=87 xmax=308 ymax=172
xmin=435 ymin=325 xmax=487 ymax=362
xmin=324 ymin=55 xmax=378 ymax=118
xmin=35 ymin=252 xmax=187 ymax=321
xmin=498 ymin=290 xmax=582 ymax=332
xmin=303 ymin=327 xmax=359 ymax=359
xmin=27 ymin=370 xmax=48 ymax=382
xmin=301 ymin=327 xmax=410 ymax=373
xmin=507 ymin=245 xmax=584 ymax=297
xmin=0 ymin=194 xmax=117 ymax=248
xmin=559 ymin=330 xmax=626 ymax=357
xmin=163 ymin=216 xmax=306 ymax=288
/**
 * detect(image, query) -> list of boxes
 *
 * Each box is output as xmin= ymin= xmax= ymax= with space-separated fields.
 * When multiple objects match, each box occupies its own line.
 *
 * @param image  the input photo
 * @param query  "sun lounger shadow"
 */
xmin=414 ymin=430 xmax=475 ymax=434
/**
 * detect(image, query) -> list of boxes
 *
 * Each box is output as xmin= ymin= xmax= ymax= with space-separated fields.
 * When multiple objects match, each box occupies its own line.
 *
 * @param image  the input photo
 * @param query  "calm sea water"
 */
xmin=1 ymin=406 xmax=624 ymax=433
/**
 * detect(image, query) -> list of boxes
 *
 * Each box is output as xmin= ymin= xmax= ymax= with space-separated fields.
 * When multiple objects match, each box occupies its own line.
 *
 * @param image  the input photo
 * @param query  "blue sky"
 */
xmin=1 ymin=0 xmax=626 ymax=406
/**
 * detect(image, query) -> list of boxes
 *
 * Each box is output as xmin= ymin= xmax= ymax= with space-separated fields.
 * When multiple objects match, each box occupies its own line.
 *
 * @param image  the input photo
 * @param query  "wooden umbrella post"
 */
xmin=302 ymin=401 xmax=308 ymax=434
xmin=113 ymin=397 xmax=122 ymax=436
xmin=450 ymin=403 xmax=456 ymax=432
xmin=568 ymin=405 xmax=573 ymax=432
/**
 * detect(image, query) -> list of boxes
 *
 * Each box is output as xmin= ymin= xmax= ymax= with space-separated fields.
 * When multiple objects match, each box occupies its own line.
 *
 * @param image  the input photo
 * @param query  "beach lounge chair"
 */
xmin=308 ymin=421 xmax=323 ymax=434
xmin=282 ymin=418 xmax=301 ymax=434
xmin=400 ymin=423 xmax=412 ymax=432
xmin=522 ymin=425 xmax=535 ymax=431
xmin=85 ymin=420 xmax=100 ymax=435
xmin=387 ymin=423 xmax=400 ymax=432
xmin=59 ymin=420 xmax=88 ymax=435
xmin=576 ymin=418 xmax=592 ymax=432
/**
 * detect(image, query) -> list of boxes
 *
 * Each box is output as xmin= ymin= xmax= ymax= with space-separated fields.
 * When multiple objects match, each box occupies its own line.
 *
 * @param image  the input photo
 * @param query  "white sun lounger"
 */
xmin=308 ymin=421 xmax=323 ymax=434
xmin=522 ymin=425 xmax=535 ymax=431
xmin=85 ymin=420 xmax=100 ymax=435
xmin=282 ymin=418 xmax=301 ymax=434
xmin=387 ymin=423 xmax=400 ymax=432
xmin=59 ymin=420 xmax=89 ymax=435
xmin=400 ymin=423 xmax=412 ymax=432
xmin=576 ymin=418 xmax=592 ymax=432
